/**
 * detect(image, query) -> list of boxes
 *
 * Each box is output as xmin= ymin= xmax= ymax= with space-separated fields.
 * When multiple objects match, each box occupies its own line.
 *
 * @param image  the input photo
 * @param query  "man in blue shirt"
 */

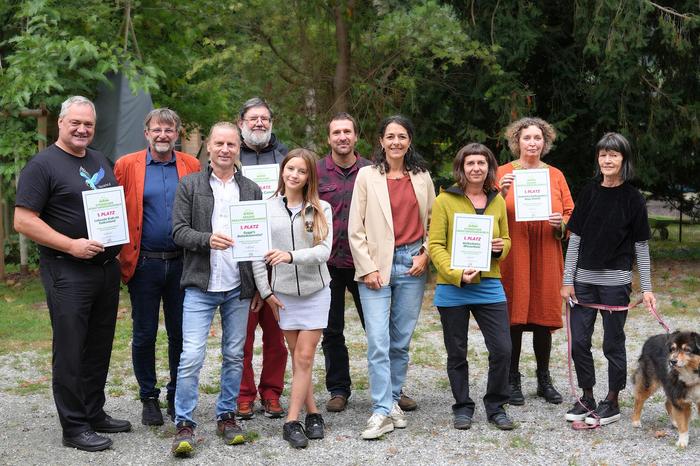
xmin=114 ymin=108 xmax=201 ymax=425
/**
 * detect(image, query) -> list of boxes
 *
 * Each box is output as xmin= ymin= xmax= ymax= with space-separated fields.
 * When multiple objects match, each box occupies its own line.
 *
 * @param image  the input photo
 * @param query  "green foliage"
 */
xmin=0 ymin=0 xmax=163 ymax=223
xmin=0 ymin=0 xmax=698 ymax=241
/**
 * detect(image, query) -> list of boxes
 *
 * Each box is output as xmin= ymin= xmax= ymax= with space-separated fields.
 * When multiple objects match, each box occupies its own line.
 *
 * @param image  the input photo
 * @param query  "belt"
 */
xmin=52 ymin=255 xmax=117 ymax=266
xmin=140 ymin=250 xmax=182 ymax=260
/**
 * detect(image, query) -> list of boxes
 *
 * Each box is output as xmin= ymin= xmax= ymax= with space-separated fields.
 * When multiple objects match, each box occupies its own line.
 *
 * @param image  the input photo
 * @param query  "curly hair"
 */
xmin=504 ymin=117 xmax=557 ymax=158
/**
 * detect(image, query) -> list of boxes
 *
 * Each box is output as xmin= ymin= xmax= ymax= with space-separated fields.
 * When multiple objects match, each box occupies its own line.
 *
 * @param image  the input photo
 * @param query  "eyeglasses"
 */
xmin=244 ymin=116 xmax=271 ymax=124
xmin=148 ymin=128 xmax=177 ymax=135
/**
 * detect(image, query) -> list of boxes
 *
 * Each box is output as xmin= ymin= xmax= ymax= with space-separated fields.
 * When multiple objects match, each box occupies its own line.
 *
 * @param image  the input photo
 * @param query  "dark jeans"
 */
xmin=570 ymin=282 xmax=631 ymax=392
xmin=39 ymin=256 xmax=120 ymax=437
xmin=321 ymin=266 xmax=365 ymax=398
xmin=128 ymin=256 xmax=184 ymax=400
xmin=438 ymin=302 xmax=511 ymax=417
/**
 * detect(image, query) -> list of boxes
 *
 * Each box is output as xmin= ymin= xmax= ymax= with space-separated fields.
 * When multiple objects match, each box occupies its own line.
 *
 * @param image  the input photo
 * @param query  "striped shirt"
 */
xmin=563 ymin=233 xmax=652 ymax=292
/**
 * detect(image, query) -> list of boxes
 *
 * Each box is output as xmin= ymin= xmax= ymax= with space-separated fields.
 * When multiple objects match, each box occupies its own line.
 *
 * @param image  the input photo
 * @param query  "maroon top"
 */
xmin=317 ymin=152 xmax=372 ymax=268
xmin=387 ymin=176 xmax=423 ymax=246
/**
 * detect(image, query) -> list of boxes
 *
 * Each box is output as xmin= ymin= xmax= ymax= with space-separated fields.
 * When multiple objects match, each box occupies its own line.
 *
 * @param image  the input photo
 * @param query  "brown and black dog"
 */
xmin=631 ymin=330 xmax=700 ymax=448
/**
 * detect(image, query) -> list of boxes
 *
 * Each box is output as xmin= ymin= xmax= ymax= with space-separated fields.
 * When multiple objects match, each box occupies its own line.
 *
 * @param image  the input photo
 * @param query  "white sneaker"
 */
xmin=361 ymin=413 xmax=394 ymax=439
xmin=390 ymin=402 xmax=407 ymax=428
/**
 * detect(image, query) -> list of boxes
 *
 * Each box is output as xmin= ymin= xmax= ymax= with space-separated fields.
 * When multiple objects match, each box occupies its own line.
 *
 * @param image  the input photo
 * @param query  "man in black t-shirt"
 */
xmin=14 ymin=96 xmax=131 ymax=452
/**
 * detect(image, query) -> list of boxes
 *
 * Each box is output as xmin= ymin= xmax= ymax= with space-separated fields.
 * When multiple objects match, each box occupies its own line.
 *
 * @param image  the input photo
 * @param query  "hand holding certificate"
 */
xmin=82 ymin=186 xmax=129 ymax=247
xmin=450 ymin=213 xmax=493 ymax=272
xmin=513 ymin=168 xmax=551 ymax=221
xmin=229 ymin=200 xmax=271 ymax=260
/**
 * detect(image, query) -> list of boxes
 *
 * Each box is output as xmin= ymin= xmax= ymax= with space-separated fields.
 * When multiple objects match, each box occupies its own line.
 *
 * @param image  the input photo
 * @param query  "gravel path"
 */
xmin=0 ymin=287 xmax=697 ymax=465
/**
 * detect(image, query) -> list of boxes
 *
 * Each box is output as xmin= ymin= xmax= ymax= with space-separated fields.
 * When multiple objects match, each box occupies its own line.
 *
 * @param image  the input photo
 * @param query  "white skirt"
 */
xmin=277 ymin=286 xmax=331 ymax=331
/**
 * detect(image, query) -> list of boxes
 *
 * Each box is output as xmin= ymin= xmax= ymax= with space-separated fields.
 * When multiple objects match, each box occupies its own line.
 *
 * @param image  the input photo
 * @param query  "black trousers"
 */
xmin=39 ymin=256 xmax=121 ymax=437
xmin=570 ymin=282 xmax=631 ymax=392
xmin=321 ymin=265 xmax=365 ymax=398
xmin=438 ymin=302 xmax=511 ymax=417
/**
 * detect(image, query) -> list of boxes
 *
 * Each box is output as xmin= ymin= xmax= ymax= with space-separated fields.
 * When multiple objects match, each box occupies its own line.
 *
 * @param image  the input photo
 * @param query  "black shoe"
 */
xmin=305 ymin=413 xmax=325 ymax=440
xmin=488 ymin=412 xmax=515 ymax=430
xmin=585 ymin=400 xmax=621 ymax=426
xmin=536 ymin=370 xmax=563 ymax=404
xmin=565 ymin=396 xmax=596 ymax=422
xmin=92 ymin=415 xmax=132 ymax=433
xmin=283 ymin=421 xmax=308 ymax=449
xmin=453 ymin=413 xmax=472 ymax=430
xmin=508 ymin=372 xmax=525 ymax=406
xmin=167 ymin=392 xmax=175 ymax=422
xmin=62 ymin=430 xmax=113 ymax=452
xmin=141 ymin=398 xmax=164 ymax=426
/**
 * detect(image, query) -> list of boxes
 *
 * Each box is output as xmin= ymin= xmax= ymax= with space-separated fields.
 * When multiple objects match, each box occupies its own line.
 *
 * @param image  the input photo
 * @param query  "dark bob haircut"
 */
xmin=453 ymin=143 xmax=499 ymax=194
xmin=373 ymin=115 xmax=428 ymax=174
xmin=594 ymin=132 xmax=634 ymax=182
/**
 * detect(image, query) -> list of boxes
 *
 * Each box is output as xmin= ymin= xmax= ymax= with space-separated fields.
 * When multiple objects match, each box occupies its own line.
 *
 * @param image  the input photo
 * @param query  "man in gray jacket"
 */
xmin=169 ymin=121 xmax=270 ymax=457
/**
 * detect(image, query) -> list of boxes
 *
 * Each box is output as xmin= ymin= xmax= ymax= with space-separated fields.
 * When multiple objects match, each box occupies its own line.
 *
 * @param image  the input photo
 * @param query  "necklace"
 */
xmin=388 ymin=170 xmax=409 ymax=180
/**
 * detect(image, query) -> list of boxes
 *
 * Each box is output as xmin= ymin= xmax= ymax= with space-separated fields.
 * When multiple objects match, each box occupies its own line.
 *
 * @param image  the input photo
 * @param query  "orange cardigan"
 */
xmin=114 ymin=150 xmax=201 ymax=284
xmin=496 ymin=162 xmax=574 ymax=328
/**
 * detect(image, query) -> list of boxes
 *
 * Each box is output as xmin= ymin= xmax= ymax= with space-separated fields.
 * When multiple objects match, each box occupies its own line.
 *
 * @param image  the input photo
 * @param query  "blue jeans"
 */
xmin=359 ymin=240 xmax=427 ymax=416
xmin=128 ymin=256 xmax=184 ymax=400
xmin=174 ymin=286 xmax=250 ymax=426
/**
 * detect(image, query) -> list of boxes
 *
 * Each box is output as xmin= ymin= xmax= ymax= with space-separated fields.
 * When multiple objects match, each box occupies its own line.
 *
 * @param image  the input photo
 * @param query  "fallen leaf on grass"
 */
xmin=654 ymin=430 xmax=668 ymax=438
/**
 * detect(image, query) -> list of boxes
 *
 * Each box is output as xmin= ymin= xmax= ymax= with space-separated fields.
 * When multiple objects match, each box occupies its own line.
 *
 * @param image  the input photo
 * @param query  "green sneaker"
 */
xmin=217 ymin=412 xmax=246 ymax=445
xmin=171 ymin=422 xmax=195 ymax=457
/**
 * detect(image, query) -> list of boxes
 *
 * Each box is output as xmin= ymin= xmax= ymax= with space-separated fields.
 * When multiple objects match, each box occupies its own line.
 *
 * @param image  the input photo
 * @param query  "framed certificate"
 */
xmin=229 ymin=200 xmax=271 ymax=261
xmin=241 ymin=164 xmax=280 ymax=199
xmin=450 ymin=213 xmax=493 ymax=271
xmin=513 ymin=168 xmax=551 ymax=221
xmin=82 ymin=186 xmax=130 ymax=247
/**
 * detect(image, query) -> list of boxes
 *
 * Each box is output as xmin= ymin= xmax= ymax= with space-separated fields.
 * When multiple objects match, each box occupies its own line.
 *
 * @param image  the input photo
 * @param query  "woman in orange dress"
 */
xmin=497 ymin=117 xmax=573 ymax=406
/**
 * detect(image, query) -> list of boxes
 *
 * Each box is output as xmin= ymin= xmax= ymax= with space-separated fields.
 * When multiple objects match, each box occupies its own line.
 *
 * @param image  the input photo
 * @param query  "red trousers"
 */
xmin=238 ymin=301 xmax=288 ymax=402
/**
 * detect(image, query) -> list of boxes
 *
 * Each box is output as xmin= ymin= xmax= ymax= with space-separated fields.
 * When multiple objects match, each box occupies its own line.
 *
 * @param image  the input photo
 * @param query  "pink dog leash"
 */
xmin=564 ymin=298 xmax=670 ymax=430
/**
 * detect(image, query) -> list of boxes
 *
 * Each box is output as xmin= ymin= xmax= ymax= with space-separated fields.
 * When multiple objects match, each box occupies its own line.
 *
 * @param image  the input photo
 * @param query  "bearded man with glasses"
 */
xmin=235 ymin=97 xmax=290 ymax=420
xmin=114 ymin=108 xmax=201 ymax=426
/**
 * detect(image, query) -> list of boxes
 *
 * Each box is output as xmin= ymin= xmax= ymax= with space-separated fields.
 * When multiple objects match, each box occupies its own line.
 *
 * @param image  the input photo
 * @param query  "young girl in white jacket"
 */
xmin=261 ymin=148 xmax=332 ymax=448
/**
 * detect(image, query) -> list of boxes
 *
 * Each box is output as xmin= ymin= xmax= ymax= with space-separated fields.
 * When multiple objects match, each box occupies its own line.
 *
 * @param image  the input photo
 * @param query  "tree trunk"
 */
xmin=332 ymin=0 xmax=352 ymax=113
xmin=16 ymin=165 xmax=28 ymax=275
xmin=0 ymin=182 xmax=5 ymax=281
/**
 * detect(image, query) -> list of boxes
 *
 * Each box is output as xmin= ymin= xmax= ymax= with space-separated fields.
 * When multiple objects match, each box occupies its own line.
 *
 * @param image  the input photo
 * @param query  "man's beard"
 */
xmin=152 ymin=141 xmax=175 ymax=155
xmin=241 ymin=125 xmax=272 ymax=149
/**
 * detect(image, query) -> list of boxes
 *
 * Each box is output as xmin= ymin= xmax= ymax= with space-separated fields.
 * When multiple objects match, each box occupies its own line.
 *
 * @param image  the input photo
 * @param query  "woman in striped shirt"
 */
xmin=561 ymin=132 xmax=656 ymax=427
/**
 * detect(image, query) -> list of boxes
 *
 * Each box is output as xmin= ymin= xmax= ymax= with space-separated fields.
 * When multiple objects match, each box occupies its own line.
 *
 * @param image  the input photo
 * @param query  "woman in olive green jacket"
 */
xmin=428 ymin=143 xmax=514 ymax=431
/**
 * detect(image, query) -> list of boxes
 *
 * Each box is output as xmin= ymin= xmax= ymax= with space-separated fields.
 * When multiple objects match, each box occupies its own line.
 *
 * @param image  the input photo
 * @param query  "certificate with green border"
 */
xmin=450 ymin=213 xmax=493 ymax=272
xmin=229 ymin=200 xmax=270 ymax=261
xmin=82 ymin=186 xmax=129 ymax=247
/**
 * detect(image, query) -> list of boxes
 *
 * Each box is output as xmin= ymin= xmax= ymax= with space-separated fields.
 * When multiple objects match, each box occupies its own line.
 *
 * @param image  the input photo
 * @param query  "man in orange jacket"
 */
xmin=114 ymin=108 xmax=201 ymax=425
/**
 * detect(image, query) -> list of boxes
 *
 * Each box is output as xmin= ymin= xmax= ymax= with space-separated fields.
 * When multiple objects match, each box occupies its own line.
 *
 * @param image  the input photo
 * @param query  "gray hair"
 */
xmin=144 ymin=108 xmax=182 ymax=132
xmin=238 ymin=97 xmax=273 ymax=120
xmin=59 ymin=96 xmax=96 ymax=120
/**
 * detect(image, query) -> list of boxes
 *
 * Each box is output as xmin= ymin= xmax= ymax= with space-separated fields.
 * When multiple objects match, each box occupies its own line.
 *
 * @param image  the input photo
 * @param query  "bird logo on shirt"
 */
xmin=80 ymin=166 xmax=104 ymax=190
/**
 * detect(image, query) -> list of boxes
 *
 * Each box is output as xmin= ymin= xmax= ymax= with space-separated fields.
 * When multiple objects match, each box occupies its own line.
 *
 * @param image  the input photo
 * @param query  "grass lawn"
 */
xmin=1 ymin=231 xmax=698 ymax=397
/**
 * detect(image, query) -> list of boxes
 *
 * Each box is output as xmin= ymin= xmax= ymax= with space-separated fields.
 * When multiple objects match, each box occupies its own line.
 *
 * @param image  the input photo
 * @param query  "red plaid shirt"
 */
xmin=317 ymin=152 xmax=372 ymax=268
